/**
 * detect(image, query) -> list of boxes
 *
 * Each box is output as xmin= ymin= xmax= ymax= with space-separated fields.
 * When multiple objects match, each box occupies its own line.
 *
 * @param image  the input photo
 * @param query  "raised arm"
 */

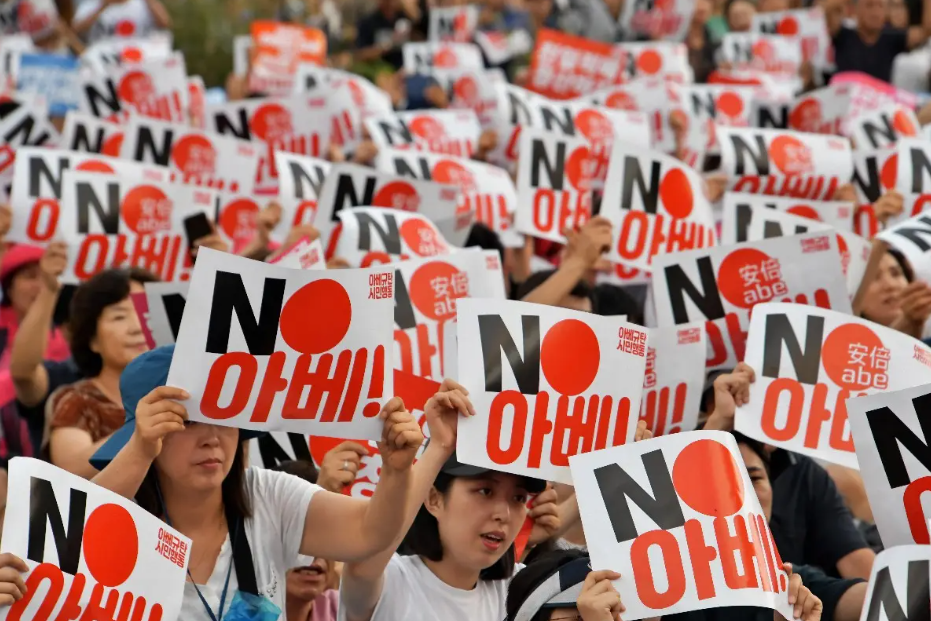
xmin=143 ymin=0 xmax=171 ymax=29
xmin=338 ymin=380 xmax=472 ymax=621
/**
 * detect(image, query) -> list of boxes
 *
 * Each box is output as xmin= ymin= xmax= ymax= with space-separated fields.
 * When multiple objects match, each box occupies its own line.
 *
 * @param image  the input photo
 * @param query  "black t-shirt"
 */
xmin=832 ymin=26 xmax=908 ymax=83
xmin=665 ymin=564 xmax=862 ymax=621
xmin=769 ymin=451 xmax=869 ymax=577
xmin=16 ymin=358 xmax=82 ymax=452
xmin=356 ymin=9 xmax=408 ymax=69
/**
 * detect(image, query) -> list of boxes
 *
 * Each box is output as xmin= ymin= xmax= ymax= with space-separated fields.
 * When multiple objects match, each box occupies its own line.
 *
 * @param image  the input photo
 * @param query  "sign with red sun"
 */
xmin=166 ymin=248 xmax=395 ymax=439
xmin=59 ymin=111 xmax=125 ymax=156
xmin=616 ymin=41 xmax=693 ymax=83
xmin=456 ymin=298 xmax=649 ymax=484
xmin=638 ymin=323 xmax=706 ymax=438
xmin=402 ymin=42 xmax=484 ymax=75
xmin=751 ymin=8 xmax=831 ymax=69
xmin=601 ymin=142 xmax=716 ymax=270
xmin=364 ymin=109 xmax=481 ymax=160
xmin=719 ymin=32 xmax=801 ymax=75
xmin=738 ymin=303 xmax=931 ymax=470
xmin=78 ymin=57 xmax=188 ymax=124
xmin=330 ymin=206 xmax=452 ymax=269
xmin=2 ymin=458 xmax=190 ymax=621
xmin=848 ymin=104 xmax=920 ymax=151
xmin=617 ymin=0 xmax=694 ymax=42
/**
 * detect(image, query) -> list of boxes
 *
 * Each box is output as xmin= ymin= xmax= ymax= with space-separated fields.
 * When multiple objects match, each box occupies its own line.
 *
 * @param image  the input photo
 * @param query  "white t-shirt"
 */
xmin=73 ymin=0 xmax=155 ymax=42
xmin=180 ymin=467 xmax=321 ymax=621
xmin=339 ymin=554 xmax=518 ymax=621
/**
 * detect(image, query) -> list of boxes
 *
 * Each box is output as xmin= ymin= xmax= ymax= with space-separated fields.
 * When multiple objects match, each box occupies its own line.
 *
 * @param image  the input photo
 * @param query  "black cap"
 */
xmin=441 ymin=452 xmax=547 ymax=494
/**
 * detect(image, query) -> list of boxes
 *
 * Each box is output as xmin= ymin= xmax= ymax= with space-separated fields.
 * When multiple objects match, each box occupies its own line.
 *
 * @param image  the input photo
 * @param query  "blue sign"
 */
xmin=16 ymin=53 xmax=80 ymax=117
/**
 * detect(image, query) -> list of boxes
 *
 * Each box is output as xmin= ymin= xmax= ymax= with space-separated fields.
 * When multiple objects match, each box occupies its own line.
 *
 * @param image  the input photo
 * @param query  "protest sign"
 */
xmin=719 ymin=33 xmax=801 ymax=75
xmin=270 ymin=237 xmax=326 ymax=270
xmin=788 ymin=84 xmax=852 ymax=135
xmin=617 ymin=0 xmax=693 ymax=41
xmin=57 ymin=170 xmax=214 ymax=283
xmin=79 ymin=56 xmax=188 ymax=124
xmin=328 ymin=207 xmax=452 ymax=268
xmin=167 ymin=248 xmax=394 ymax=438
xmin=751 ymin=8 xmax=831 ymax=69
xmin=848 ymin=104 xmax=920 ymax=150
xmin=0 ymin=457 xmax=189 ymax=621
xmin=206 ymin=97 xmax=331 ymax=192
xmin=600 ymin=143 xmax=716 ymax=270
xmin=80 ymin=34 xmax=174 ymax=73
xmin=16 ymin=53 xmax=80 ymax=116
xmin=59 ymin=111 xmax=124 ymax=155
xmin=273 ymin=151 xmax=331 ymax=243
xmin=293 ymin=66 xmax=393 ymax=120
xmin=848 ymin=384 xmax=931 ymax=547
xmin=0 ymin=101 xmax=58 ymax=194
xmin=365 ymin=109 xmax=481 ymax=159
xmin=675 ymin=84 xmax=755 ymax=157
xmin=119 ymin=116 xmax=260 ymax=194
xmin=737 ymin=302 xmax=931 ymax=469
xmin=428 ymin=5 xmax=479 ymax=42
xmin=569 ymin=431 xmax=792 ymax=620
xmin=721 ymin=192 xmax=855 ymax=241
xmin=393 ymin=250 xmax=505 ymax=379
xmin=617 ymin=42 xmax=693 ymax=83
xmin=527 ymin=29 xmax=626 ymax=100
xmin=9 ymin=147 xmax=170 ymax=245
xmin=586 ymin=78 xmax=677 ymax=152
xmin=515 ymin=128 xmax=594 ymax=243
xmin=717 ymin=127 xmax=853 ymax=200
xmin=402 ymin=42 xmax=484 ymax=75
xmin=639 ymin=324 xmax=706 ymax=438
xmin=652 ymin=232 xmax=852 ymax=371
xmin=141 ymin=282 xmax=189 ymax=348
xmin=896 ymin=138 xmax=931 ymax=195
xmin=456 ymin=298 xmax=648 ymax=484
xmin=877 ymin=211 xmax=931 ymax=283
xmin=375 ymin=148 xmax=519 ymax=237
xmin=315 ymin=162 xmax=466 ymax=245
xmin=251 ymin=21 xmax=326 ymax=74
xmin=858 ymin=546 xmax=931 ymax=621
xmin=851 ymin=148 xmax=897 ymax=238
xmin=249 ymin=432 xmax=313 ymax=470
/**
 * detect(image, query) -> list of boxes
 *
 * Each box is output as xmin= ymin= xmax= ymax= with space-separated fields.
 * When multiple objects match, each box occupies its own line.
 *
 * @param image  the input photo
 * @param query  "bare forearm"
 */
xmin=72 ymin=6 xmax=106 ymax=35
xmin=521 ymin=257 xmax=588 ymax=305
xmin=11 ymin=286 xmax=57 ymax=380
xmin=145 ymin=0 xmax=171 ymax=28
xmin=90 ymin=434 xmax=153 ymax=499
xmin=52 ymin=436 xmax=110 ymax=480
xmin=833 ymin=583 xmax=867 ymax=621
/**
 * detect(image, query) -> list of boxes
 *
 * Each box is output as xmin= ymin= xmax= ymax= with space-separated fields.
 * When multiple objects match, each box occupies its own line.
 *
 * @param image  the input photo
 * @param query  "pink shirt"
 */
xmin=0 ymin=306 xmax=70 ymax=404
xmin=309 ymin=590 xmax=338 ymax=621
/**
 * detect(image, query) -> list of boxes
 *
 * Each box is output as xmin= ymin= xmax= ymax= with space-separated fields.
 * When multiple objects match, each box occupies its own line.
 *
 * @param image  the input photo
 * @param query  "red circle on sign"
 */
xmin=776 ymin=16 xmax=799 ymax=35
xmin=172 ymin=134 xmax=217 ymax=175
xmin=605 ymin=91 xmax=637 ymax=111
xmin=574 ymin=109 xmax=614 ymax=144
xmin=716 ymin=92 xmax=744 ymax=118
xmin=83 ymin=504 xmax=138 ymax=587
xmin=881 ymin=153 xmax=898 ymax=189
xmin=76 ymin=160 xmax=115 ymax=174
xmin=636 ymin=50 xmax=662 ymax=75
xmin=102 ymin=133 xmax=124 ymax=157
xmin=409 ymin=116 xmax=447 ymax=142
xmin=672 ymin=439 xmax=745 ymax=517
xmin=566 ymin=146 xmax=595 ymax=192
xmin=454 ymin=76 xmax=479 ymax=103
xmin=659 ymin=168 xmax=694 ymax=218
xmin=789 ymin=98 xmax=821 ymax=133
xmin=752 ymin=39 xmax=774 ymax=62
xmin=540 ymin=319 xmax=600 ymax=395
xmin=115 ymin=20 xmax=136 ymax=36
xmin=373 ymin=181 xmax=420 ymax=212
xmin=786 ymin=205 xmax=821 ymax=221
xmin=409 ymin=261 xmax=466 ymax=321
xmin=118 ymin=70 xmax=156 ymax=107
xmin=717 ymin=248 xmax=781 ymax=309
xmin=122 ymin=47 xmax=143 ymax=63
xmin=251 ymin=103 xmax=293 ymax=142
xmin=400 ymin=218 xmax=448 ymax=257
xmin=434 ymin=47 xmax=458 ymax=68
xmin=892 ymin=110 xmax=917 ymax=136
xmin=432 ymin=159 xmax=476 ymax=194
xmin=280 ymin=279 xmax=352 ymax=354
xmin=218 ymin=198 xmax=259 ymax=244
xmin=121 ymin=185 xmax=172 ymax=234
xmin=821 ymin=323 xmax=887 ymax=391
xmin=769 ymin=135 xmax=813 ymax=175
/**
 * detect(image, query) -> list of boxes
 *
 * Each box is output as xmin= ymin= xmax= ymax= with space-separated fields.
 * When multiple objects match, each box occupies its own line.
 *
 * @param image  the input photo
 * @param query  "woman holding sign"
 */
xmin=0 ymin=344 xmax=426 ymax=621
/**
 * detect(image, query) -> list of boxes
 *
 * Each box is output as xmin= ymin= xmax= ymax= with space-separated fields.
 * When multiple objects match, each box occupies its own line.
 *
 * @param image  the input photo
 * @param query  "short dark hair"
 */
xmin=887 ymin=247 xmax=915 ymax=283
xmin=69 ymin=267 xmax=159 ymax=377
xmin=515 ymin=269 xmax=593 ymax=303
xmin=465 ymin=223 xmax=505 ymax=262
xmin=274 ymin=459 xmax=319 ymax=484
xmin=505 ymin=549 xmax=589 ymax=621
xmin=398 ymin=471 xmax=516 ymax=581
xmin=731 ymin=431 xmax=770 ymax=476
xmin=0 ymin=262 xmax=37 ymax=307
xmin=135 ymin=435 xmax=252 ymax=519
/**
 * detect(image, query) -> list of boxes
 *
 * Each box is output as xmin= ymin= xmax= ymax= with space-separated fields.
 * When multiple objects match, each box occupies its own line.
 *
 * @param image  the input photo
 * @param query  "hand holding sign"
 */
xmin=317 ymin=441 xmax=369 ymax=492
xmin=872 ymin=190 xmax=904 ymax=226
xmin=377 ymin=397 xmax=424 ymax=472
xmin=576 ymin=569 xmax=624 ymax=621
xmin=133 ymin=386 xmax=190 ymax=460
xmin=38 ymin=241 xmax=67 ymax=293
xmin=424 ymin=378 xmax=474 ymax=453
xmin=0 ymin=553 xmax=28 ymax=606
xmin=783 ymin=564 xmax=822 ymax=621
xmin=564 ymin=216 xmax=612 ymax=269
xmin=705 ymin=362 xmax=756 ymax=432
xmin=527 ymin=485 xmax=561 ymax=546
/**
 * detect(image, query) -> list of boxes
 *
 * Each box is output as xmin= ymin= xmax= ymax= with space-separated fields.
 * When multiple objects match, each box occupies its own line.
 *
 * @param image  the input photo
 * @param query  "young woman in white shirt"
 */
xmin=0 ymin=344 xmax=426 ymax=621
xmin=339 ymin=378 xmax=565 ymax=621
xmin=72 ymin=0 xmax=170 ymax=43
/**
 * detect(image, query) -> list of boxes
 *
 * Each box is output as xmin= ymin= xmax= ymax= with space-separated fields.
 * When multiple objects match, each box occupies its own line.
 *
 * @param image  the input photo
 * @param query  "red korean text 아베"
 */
xmin=368 ymin=272 xmax=394 ymax=300
xmin=618 ymin=327 xmax=647 ymax=357
xmin=155 ymin=527 xmax=188 ymax=569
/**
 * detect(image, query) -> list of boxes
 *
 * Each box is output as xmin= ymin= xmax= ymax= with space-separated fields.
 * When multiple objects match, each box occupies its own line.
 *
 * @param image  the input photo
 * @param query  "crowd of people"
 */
xmin=0 ymin=0 xmax=929 ymax=619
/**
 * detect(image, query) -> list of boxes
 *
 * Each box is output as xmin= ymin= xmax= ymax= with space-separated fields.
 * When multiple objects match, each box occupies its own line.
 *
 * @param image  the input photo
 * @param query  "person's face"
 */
xmin=857 ymin=0 xmax=890 ymax=32
xmin=427 ymin=473 xmax=531 ymax=572
xmin=91 ymin=294 xmax=148 ymax=372
xmin=558 ymin=294 xmax=593 ymax=313
xmin=862 ymin=252 xmax=909 ymax=326
xmin=889 ymin=0 xmax=909 ymax=27
xmin=757 ymin=0 xmax=789 ymax=11
xmin=739 ymin=443 xmax=772 ymax=522
xmin=728 ymin=0 xmax=757 ymax=31
xmin=8 ymin=262 xmax=42 ymax=318
xmin=287 ymin=557 xmax=331 ymax=602
xmin=693 ymin=0 xmax=713 ymax=24
xmin=156 ymin=423 xmax=240 ymax=492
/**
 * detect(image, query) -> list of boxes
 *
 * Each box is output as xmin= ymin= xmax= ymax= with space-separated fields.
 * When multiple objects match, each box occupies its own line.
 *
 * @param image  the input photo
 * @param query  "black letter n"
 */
xmin=865 ymin=560 xmax=930 ymax=621
xmin=27 ymin=477 xmax=86 ymax=576
xmin=205 ymin=272 xmax=286 ymax=355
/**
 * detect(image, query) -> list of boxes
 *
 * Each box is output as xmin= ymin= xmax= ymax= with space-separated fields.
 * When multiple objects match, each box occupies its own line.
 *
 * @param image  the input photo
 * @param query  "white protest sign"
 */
xmin=569 ymin=431 xmax=792 ymax=621
xmin=737 ymin=302 xmax=931 ymax=469
xmin=57 ymin=170 xmax=215 ymax=283
xmin=393 ymin=250 xmax=505 ymax=379
xmin=375 ymin=147 xmax=519 ymax=237
xmin=618 ymin=0 xmax=694 ymax=41
xmin=329 ymin=207 xmax=453 ymax=268
xmin=857 ymin=546 xmax=931 ymax=621
xmin=167 ymin=248 xmax=394 ymax=438
xmin=402 ymin=42 xmax=484 ymax=75
xmin=617 ymin=42 xmax=693 ymax=83
xmin=515 ymin=128 xmax=594 ymax=243
xmin=60 ymin=111 xmax=125 ymax=155
xmin=9 ymin=147 xmax=171 ymax=245
xmin=788 ymin=84 xmax=852 ymax=136
xmin=848 ymin=383 xmax=931 ymax=547
xmin=456 ymin=298 xmax=648 ymax=484
xmin=273 ymin=151 xmax=331 ymax=243
xmin=0 ymin=457 xmax=189 ymax=621
xmin=676 ymin=85 xmax=755 ymax=157
xmin=848 ymin=104 xmax=920 ymax=150
xmin=651 ymin=232 xmax=852 ymax=371
xmin=721 ymin=192 xmax=855 ymax=239
xmin=269 ymin=237 xmax=326 ymax=270
xmin=640 ymin=324 xmax=706 ymax=437
xmin=717 ymin=127 xmax=853 ymax=200
xmin=292 ymin=66 xmax=392 ymax=120
xmin=896 ymin=138 xmax=931 ymax=196
xmin=365 ymin=109 xmax=481 ymax=159
xmin=751 ymin=8 xmax=831 ymax=69
xmin=877 ymin=212 xmax=931 ymax=283
xmin=143 ymin=281 xmax=189 ymax=347
xmin=601 ymin=144 xmax=716 ymax=270
xmin=851 ymin=147 xmax=897 ymax=238
xmin=719 ymin=33 xmax=801 ymax=75
xmin=79 ymin=56 xmax=188 ymax=124
xmin=119 ymin=116 xmax=260 ymax=194
xmin=428 ymin=5 xmax=479 ymax=42
xmin=80 ymin=34 xmax=174 ymax=73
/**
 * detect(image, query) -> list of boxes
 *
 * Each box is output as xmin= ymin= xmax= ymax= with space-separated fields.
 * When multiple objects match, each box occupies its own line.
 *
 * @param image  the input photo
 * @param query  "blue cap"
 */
xmin=90 ymin=344 xmax=265 ymax=470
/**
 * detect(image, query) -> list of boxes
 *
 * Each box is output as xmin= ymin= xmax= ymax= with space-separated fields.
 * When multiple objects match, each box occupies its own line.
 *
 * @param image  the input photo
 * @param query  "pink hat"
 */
xmin=0 ymin=244 xmax=44 ymax=282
